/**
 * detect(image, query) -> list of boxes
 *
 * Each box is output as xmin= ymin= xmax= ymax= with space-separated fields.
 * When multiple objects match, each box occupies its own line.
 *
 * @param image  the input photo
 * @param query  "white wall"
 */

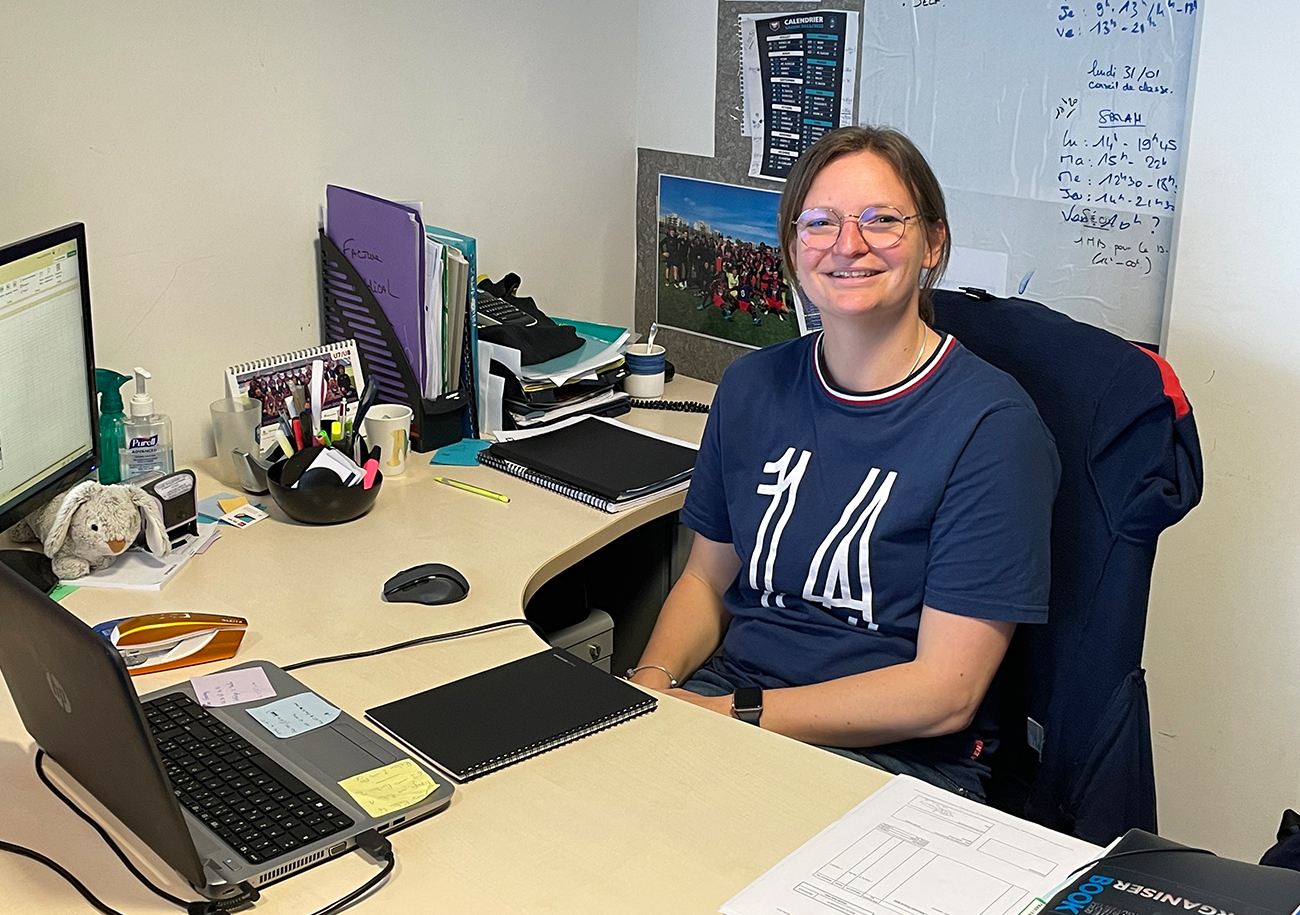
xmin=0 ymin=1 xmax=638 ymax=465
xmin=638 ymin=1 xmax=1300 ymax=860
xmin=1144 ymin=2 xmax=1300 ymax=860
xmin=637 ymin=0 xmax=717 ymax=157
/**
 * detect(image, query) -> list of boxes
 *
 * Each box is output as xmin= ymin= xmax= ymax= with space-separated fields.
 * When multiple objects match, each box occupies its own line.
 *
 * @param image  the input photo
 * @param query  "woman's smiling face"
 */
xmin=792 ymin=149 xmax=945 ymax=324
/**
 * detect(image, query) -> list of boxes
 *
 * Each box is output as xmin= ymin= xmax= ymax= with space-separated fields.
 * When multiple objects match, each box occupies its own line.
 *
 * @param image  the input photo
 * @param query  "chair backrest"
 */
xmin=931 ymin=290 xmax=1203 ymax=844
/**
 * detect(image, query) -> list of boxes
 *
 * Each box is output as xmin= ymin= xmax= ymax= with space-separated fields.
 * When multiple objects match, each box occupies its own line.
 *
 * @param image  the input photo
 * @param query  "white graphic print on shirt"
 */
xmin=799 ymin=464 xmax=898 ymax=629
xmin=750 ymin=447 xmax=812 ymax=609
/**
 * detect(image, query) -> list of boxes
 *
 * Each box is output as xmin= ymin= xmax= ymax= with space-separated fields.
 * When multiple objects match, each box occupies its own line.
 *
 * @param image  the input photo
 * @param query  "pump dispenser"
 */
xmin=119 ymin=366 xmax=174 ymax=480
xmin=94 ymin=368 xmax=131 ymax=484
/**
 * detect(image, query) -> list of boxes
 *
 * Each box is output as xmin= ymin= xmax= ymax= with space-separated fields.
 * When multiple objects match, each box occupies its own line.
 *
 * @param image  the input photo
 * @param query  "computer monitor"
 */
xmin=0 ymin=223 xmax=100 ymax=538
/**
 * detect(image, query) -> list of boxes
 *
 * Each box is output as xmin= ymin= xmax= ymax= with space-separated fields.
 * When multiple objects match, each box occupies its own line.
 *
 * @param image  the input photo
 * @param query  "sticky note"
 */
xmin=192 ymin=667 xmax=276 ymax=707
xmin=429 ymin=438 xmax=491 ymax=466
xmin=217 ymin=496 xmax=249 ymax=514
xmin=246 ymin=692 xmax=341 ymax=738
xmin=338 ymin=759 xmax=438 ymax=819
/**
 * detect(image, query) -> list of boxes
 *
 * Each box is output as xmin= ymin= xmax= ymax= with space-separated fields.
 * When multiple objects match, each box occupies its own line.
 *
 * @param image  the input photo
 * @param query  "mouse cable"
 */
xmin=12 ymin=751 xmax=399 ymax=915
xmin=282 ymin=616 xmax=548 ymax=672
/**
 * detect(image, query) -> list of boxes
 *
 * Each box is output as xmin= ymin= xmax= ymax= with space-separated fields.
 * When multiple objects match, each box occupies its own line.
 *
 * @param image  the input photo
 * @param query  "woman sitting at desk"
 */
xmin=627 ymin=127 xmax=1059 ymax=800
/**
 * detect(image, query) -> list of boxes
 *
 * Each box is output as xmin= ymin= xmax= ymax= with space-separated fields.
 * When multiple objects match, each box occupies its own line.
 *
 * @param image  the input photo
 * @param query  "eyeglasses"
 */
xmin=794 ymin=206 xmax=921 ymax=250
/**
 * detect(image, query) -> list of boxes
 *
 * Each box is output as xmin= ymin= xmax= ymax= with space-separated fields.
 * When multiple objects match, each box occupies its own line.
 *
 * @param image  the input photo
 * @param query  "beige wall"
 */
xmin=0 ymin=1 xmax=639 ymax=464
xmin=636 ymin=0 xmax=1298 ymax=860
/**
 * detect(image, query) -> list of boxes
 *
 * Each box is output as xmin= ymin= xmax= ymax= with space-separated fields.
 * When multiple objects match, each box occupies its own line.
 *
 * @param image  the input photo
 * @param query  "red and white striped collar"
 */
xmin=813 ymin=331 xmax=954 ymax=405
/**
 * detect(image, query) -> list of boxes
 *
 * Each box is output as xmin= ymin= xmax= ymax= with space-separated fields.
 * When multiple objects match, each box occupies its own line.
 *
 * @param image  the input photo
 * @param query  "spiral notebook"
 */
xmin=224 ymin=339 xmax=365 ymax=439
xmin=365 ymin=649 xmax=657 ymax=781
xmin=477 ymin=415 xmax=697 ymax=513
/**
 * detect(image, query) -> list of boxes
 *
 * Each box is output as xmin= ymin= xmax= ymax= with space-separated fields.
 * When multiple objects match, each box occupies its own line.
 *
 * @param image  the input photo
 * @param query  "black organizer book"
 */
xmin=477 ymin=415 xmax=697 ymax=513
xmin=365 ymin=649 xmax=657 ymax=781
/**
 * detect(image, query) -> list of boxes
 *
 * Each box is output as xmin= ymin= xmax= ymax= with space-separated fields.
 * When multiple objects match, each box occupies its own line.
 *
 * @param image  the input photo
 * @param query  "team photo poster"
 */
xmin=657 ymin=174 xmax=813 ymax=349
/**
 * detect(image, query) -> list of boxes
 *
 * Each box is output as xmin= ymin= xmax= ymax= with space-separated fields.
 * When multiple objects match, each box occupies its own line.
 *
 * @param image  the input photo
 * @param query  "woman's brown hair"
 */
xmin=777 ymin=126 xmax=951 ymax=323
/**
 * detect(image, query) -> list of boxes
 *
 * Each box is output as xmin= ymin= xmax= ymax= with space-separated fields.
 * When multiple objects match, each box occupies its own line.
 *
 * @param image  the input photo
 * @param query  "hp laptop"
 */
xmin=0 ymin=561 xmax=454 ymax=901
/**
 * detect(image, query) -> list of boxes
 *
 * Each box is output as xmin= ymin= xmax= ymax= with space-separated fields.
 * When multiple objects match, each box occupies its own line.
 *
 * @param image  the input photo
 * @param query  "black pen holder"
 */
xmin=265 ymin=446 xmax=383 ymax=525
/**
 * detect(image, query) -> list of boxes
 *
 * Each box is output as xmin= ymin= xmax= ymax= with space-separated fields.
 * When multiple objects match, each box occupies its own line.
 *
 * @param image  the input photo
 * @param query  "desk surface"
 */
xmin=1 ymin=377 xmax=891 ymax=914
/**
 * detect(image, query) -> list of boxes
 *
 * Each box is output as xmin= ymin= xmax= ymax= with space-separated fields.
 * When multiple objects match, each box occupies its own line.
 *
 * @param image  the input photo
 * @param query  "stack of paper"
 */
xmin=65 ymin=523 xmax=221 ymax=591
xmin=477 ymin=319 xmax=632 ymax=432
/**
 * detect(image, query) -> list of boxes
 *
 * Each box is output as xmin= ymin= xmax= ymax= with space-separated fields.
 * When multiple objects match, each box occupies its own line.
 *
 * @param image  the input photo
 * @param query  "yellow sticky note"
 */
xmin=338 ymin=759 xmax=438 ymax=819
xmin=217 ymin=496 xmax=249 ymax=514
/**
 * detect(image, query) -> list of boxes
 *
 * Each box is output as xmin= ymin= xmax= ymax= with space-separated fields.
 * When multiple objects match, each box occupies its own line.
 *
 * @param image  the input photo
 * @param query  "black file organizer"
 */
xmin=318 ymin=230 xmax=477 ymax=452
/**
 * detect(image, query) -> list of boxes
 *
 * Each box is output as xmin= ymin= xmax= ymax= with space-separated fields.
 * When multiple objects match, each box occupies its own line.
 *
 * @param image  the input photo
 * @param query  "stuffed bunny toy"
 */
xmin=9 ymin=481 xmax=170 ymax=579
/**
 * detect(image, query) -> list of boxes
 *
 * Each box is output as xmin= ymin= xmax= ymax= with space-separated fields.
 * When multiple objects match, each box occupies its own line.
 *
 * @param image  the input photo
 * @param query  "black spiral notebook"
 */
xmin=478 ymin=415 xmax=698 ymax=512
xmin=364 ymin=649 xmax=657 ymax=781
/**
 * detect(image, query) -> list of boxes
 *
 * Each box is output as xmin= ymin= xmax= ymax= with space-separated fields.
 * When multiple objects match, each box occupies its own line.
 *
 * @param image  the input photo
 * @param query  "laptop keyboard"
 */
xmin=144 ymin=693 xmax=355 ymax=865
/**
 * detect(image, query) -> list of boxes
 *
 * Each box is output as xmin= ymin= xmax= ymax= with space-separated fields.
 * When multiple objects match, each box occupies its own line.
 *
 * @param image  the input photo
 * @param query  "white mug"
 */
xmin=363 ymin=404 xmax=413 ymax=476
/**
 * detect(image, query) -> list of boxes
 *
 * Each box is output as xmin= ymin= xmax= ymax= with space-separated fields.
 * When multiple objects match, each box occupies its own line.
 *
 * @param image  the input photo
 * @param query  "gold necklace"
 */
xmin=904 ymin=323 xmax=928 ymax=380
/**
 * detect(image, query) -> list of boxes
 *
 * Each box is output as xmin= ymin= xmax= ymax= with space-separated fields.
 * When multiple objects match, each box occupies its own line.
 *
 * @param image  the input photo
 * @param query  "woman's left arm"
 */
xmin=670 ymin=605 xmax=1013 ymax=746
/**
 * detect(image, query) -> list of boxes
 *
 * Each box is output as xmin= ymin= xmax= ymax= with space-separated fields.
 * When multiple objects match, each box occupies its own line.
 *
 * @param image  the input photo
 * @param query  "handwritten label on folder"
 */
xmin=338 ymin=759 xmax=438 ymax=819
xmin=246 ymin=692 xmax=341 ymax=738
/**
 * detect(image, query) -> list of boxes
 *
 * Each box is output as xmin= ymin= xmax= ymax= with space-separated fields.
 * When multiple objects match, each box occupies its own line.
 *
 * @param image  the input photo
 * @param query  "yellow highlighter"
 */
xmin=433 ymin=476 xmax=510 ymax=503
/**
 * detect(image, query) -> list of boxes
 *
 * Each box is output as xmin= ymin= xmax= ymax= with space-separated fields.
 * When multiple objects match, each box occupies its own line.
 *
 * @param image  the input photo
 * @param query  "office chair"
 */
xmin=931 ymin=289 xmax=1203 ymax=844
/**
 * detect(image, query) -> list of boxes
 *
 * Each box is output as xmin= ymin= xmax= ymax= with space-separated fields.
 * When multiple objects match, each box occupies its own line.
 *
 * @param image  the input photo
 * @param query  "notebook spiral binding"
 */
xmin=462 ymin=702 xmax=655 ymax=780
xmin=476 ymin=453 xmax=610 ymax=511
xmin=228 ymin=342 xmax=354 ymax=376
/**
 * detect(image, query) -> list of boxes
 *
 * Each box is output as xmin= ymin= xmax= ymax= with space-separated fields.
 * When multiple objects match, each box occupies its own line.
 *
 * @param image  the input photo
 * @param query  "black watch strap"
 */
xmin=731 ymin=687 xmax=763 ymax=726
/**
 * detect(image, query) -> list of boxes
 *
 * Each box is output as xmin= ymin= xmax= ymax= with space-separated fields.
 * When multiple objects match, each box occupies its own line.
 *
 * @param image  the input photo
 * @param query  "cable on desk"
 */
xmin=308 ymin=831 xmax=394 ymax=915
xmin=9 ymin=751 xmax=400 ymax=915
xmin=33 ymin=748 xmax=196 ymax=909
xmin=282 ymin=617 xmax=549 ymax=672
xmin=629 ymin=398 xmax=709 ymax=413
xmin=0 ymin=838 xmax=130 ymax=915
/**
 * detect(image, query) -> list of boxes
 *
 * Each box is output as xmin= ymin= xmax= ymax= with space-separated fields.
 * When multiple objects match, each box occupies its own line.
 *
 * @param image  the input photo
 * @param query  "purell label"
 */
xmin=129 ymin=435 xmax=159 ymax=449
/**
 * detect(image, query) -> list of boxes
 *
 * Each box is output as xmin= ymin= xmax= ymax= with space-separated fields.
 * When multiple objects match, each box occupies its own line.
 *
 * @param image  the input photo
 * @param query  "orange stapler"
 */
xmin=93 ymin=612 xmax=248 ymax=676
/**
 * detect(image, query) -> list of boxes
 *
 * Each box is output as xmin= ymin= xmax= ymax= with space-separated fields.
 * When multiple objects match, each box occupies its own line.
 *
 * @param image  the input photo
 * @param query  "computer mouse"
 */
xmin=382 ymin=563 xmax=470 ymax=606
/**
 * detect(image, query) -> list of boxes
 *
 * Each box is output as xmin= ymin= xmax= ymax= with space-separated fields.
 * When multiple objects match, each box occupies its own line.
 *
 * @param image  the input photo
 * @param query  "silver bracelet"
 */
xmin=625 ymin=664 xmax=679 ymax=688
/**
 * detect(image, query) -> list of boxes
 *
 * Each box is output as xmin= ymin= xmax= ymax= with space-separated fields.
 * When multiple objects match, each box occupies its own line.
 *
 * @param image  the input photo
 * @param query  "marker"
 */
xmin=433 ymin=476 xmax=510 ymax=503
xmin=292 ymin=418 xmax=304 ymax=451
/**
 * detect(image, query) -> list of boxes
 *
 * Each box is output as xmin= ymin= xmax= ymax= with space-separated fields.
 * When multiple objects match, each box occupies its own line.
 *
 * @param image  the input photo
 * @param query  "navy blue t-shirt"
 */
xmin=682 ymin=332 xmax=1059 ymax=749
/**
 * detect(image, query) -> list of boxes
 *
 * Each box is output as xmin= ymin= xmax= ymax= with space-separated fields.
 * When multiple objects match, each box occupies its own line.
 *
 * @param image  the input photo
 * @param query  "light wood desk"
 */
xmin=1 ymin=377 xmax=892 ymax=914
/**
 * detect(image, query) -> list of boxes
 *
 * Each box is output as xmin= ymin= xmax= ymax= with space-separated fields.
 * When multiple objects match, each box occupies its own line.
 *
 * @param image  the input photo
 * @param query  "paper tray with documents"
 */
xmin=319 ymin=230 xmax=475 ymax=451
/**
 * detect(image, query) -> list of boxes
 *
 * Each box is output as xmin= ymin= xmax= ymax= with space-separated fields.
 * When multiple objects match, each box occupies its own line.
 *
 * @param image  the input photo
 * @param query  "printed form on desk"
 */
xmin=723 ymin=775 xmax=1099 ymax=915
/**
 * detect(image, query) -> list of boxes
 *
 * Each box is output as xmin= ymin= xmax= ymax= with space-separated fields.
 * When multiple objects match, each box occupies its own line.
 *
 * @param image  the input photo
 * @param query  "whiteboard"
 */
xmin=858 ymin=0 xmax=1200 ymax=344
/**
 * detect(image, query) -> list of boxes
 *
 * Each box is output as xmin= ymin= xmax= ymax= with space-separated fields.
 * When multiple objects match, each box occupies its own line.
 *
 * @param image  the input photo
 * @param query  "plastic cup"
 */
xmin=363 ymin=404 xmax=413 ymax=476
xmin=624 ymin=343 xmax=666 ymax=399
xmin=210 ymin=397 xmax=262 ymax=489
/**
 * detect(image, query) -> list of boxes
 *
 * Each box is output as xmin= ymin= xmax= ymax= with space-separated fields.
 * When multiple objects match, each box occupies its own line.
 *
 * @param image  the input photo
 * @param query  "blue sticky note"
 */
xmin=429 ymin=438 xmax=491 ymax=466
xmin=246 ymin=692 xmax=341 ymax=739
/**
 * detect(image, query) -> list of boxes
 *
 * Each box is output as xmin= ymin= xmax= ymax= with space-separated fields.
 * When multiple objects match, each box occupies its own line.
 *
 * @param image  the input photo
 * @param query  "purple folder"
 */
xmin=325 ymin=185 xmax=425 ymax=386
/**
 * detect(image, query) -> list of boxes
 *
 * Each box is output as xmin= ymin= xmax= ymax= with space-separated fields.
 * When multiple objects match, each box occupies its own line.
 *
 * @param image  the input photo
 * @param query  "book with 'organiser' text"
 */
xmin=364 ymin=649 xmax=657 ymax=781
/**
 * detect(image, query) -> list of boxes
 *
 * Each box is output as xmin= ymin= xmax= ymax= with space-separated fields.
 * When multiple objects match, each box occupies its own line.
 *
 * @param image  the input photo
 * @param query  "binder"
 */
xmin=365 ymin=649 xmax=656 ymax=781
xmin=319 ymin=229 xmax=475 ymax=451
xmin=477 ymin=415 xmax=697 ymax=512
xmin=323 ymin=186 xmax=427 ymax=384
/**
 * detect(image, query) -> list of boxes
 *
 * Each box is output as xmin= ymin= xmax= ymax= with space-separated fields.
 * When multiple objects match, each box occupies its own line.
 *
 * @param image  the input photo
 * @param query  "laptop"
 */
xmin=0 ymin=561 xmax=454 ymax=901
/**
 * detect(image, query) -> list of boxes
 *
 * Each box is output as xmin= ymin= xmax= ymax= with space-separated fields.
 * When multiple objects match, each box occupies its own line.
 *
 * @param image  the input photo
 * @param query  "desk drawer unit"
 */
xmin=547 ymin=608 xmax=614 ymax=673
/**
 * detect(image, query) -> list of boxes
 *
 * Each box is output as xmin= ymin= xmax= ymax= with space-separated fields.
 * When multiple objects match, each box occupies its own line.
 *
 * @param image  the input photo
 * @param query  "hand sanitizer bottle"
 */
xmin=119 ymin=367 xmax=174 ymax=480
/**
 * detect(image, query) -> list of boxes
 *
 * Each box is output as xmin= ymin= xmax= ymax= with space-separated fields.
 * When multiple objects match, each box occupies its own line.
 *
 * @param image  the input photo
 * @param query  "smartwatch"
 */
xmin=731 ymin=687 xmax=763 ymax=726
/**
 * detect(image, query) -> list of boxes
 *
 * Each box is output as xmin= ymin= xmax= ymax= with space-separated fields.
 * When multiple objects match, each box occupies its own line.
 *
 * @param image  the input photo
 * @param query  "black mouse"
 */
xmin=382 ymin=563 xmax=469 ymax=606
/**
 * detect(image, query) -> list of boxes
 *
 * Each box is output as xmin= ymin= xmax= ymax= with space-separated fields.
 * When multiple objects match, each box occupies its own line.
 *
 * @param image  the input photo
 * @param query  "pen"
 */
xmin=433 ymin=476 xmax=510 ymax=504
